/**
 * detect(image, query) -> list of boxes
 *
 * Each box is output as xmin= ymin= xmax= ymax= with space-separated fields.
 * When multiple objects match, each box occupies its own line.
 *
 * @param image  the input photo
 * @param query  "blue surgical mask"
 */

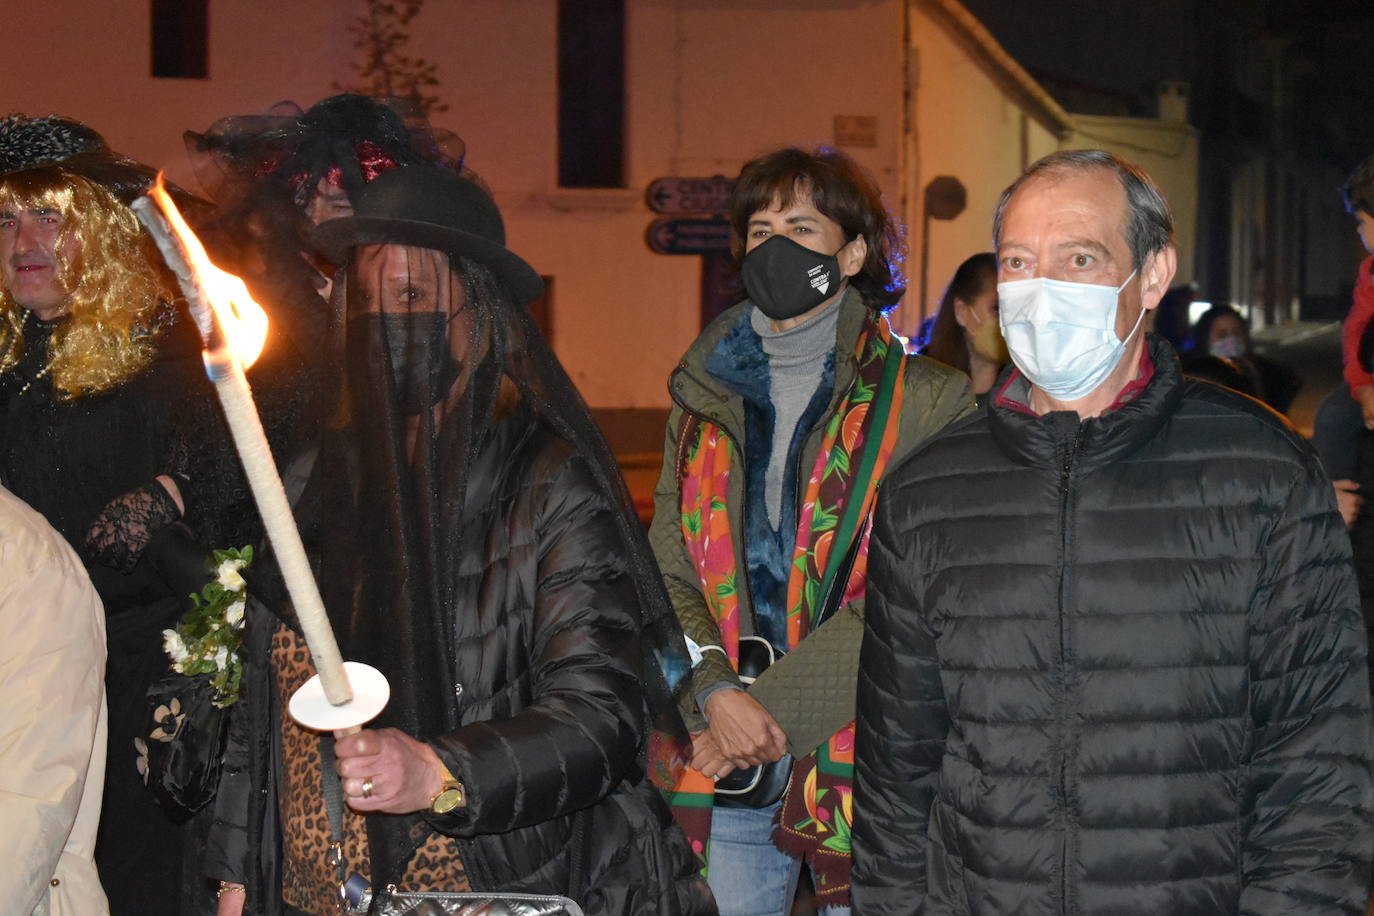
xmin=997 ymin=269 xmax=1143 ymax=401
xmin=1209 ymin=335 xmax=1246 ymax=360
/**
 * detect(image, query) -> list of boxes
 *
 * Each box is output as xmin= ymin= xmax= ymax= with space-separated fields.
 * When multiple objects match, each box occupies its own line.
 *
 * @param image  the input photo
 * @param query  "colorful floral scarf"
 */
xmin=669 ymin=313 xmax=906 ymax=907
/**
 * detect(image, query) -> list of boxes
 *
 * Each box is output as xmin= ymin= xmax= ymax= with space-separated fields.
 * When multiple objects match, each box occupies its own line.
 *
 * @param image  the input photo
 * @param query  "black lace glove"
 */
xmin=84 ymin=478 xmax=183 ymax=572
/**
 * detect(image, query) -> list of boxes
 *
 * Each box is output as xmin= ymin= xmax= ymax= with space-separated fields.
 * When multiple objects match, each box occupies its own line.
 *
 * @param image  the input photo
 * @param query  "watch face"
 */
xmin=432 ymin=786 xmax=465 ymax=814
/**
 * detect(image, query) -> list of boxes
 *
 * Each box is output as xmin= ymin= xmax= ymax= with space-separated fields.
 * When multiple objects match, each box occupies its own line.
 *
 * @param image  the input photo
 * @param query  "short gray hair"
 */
xmin=992 ymin=149 xmax=1174 ymax=269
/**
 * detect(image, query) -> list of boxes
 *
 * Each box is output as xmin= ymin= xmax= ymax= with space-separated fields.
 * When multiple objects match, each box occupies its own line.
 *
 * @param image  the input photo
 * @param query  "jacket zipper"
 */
xmin=1056 ymin=427 xmax=1083 ymax=915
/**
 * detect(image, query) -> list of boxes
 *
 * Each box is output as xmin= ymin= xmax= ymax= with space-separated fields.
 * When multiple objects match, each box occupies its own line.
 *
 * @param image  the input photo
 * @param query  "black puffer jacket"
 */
xmin=208 ymin=410 xmax=714 ymax=916
xmin=852 ymin=340 xmax=1373 ymax=915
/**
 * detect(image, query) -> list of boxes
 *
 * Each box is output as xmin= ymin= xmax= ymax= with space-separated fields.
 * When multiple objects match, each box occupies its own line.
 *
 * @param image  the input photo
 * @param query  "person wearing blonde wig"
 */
xmin=0 ymin=114 xmax=216 ymax=915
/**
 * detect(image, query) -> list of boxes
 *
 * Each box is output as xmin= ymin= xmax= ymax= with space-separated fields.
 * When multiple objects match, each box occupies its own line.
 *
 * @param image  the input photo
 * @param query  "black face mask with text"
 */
xmin=741 ymin=234 xmax=846 ymax=321
xmin=353 ymin=312 xmax=461 ymax=415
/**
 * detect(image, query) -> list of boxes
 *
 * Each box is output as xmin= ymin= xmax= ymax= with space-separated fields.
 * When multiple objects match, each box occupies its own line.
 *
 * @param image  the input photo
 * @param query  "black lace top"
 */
xmin=0 ymin=310 xmax=205 ymax=613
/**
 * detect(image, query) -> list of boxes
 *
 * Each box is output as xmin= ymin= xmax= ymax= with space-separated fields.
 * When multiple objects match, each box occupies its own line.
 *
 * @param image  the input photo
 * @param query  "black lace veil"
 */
xmin=310 ymin=217 xmax=692 ymax=883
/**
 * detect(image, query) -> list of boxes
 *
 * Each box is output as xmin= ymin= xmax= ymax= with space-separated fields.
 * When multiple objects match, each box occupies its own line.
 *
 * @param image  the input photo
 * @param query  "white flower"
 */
xmin=214 ymin=645 xmax=229 ymax=671
xmin=216 ymin=558 xmax=246 ymax=591
xmin=226 ymin=599 xmax=246 ymax=627
xmin=162 ymin=628 xmax=189 ymax=664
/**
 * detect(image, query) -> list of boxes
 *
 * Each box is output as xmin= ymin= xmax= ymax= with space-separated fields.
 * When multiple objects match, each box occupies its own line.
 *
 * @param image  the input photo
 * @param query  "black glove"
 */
xmin=85 ymin=478 xmax=182 ymax=572
xmin=144 ymin=521 xmax=216 ymax=609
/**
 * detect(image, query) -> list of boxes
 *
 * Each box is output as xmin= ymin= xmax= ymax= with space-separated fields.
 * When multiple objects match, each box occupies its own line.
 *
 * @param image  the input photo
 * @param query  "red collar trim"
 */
xmin=1105 ymin=346 xmax=1155 ymax=410
xmin=992 ymin=370 xmax=1038 ymax=416
xmin=993 ymin=346 xmax=1155 ymax=416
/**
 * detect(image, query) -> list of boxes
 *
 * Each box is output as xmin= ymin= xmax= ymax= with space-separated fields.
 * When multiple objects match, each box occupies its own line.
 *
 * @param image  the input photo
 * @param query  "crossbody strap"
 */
xmin=318 ymin=733 xmax=357 ymax=913
xmin=813 ymin=518 xmax=867 ymax=630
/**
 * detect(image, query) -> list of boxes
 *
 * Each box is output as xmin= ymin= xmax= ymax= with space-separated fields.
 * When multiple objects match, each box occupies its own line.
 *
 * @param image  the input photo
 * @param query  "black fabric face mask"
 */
xmin=355 ymin=312 xmax=460 ymax=415
xmin=741 ymin=234 xmax=846 ymax=320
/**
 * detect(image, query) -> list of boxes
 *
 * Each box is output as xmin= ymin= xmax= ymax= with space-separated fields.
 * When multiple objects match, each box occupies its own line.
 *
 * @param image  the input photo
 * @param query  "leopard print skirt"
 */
xmin=273 ymin=624 xmax=473 ymax=914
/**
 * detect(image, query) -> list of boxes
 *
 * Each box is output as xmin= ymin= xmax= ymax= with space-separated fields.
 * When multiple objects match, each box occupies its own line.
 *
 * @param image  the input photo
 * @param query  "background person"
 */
xmin=1186 ymin=302 xmax=1300 ymax=414
xmin=0 ymin=484 xmax=109 ymax=916
xmin=649 ymin=146 xmax=972 ymax=915
xmin=1150 ymin=283 xmax=1195 ymax=352
xmin=1313 ymin=153 xmax=1374 ymax=478
xmin=919 ymin=252 xmax=1006 ymax=404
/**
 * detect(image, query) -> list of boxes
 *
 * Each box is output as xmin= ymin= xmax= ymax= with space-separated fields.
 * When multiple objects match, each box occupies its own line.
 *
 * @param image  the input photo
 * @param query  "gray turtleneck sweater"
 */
xmin=750 ymin=298 xmax=843 ymax=529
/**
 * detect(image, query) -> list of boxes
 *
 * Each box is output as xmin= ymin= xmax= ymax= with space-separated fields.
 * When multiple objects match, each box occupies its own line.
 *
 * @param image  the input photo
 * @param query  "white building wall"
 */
xmin=900 ymin=0 xmax=1064 ymax=335
xmin=3 ymin=2 xmax=356 ymax=190
xmin=5 ymin=0 xmax=1100 ymax=408
xmin=516 ymin=0 xmax=906 ymax=407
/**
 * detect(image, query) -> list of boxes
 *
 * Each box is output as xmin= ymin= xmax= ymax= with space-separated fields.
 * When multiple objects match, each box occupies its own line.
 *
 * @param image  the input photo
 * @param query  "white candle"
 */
xmin=201 ymin=347 xmax=353 ymax=705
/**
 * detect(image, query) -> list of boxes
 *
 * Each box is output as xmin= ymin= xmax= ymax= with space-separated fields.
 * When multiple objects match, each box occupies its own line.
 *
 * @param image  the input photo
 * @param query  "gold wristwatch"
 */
xmin=430 ymin=761 xmax=466 ymax=814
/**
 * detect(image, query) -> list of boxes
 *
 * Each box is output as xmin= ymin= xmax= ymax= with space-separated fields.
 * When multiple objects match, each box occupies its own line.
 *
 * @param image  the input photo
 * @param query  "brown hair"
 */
xmin=922 ymin=252 xmax=997 ymax=373
xmin=729 ymin=146 xmax=903 ymax=308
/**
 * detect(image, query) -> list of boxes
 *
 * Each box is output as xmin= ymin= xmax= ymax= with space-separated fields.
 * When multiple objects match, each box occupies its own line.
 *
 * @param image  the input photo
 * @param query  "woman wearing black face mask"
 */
xmin=206 ymin=166 xmax=713 ymax=916
xmin=647 ymin=147 xmax=974 ymax=915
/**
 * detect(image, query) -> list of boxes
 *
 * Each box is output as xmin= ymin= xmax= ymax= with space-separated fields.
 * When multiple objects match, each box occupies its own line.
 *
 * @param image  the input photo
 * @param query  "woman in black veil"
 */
xmin=208 ymin=166 xmax=713 ymax=916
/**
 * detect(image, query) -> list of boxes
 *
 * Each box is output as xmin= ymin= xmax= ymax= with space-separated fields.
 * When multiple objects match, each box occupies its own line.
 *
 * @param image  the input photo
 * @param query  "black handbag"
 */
xmin=139 ymin=670 xmax=231 ymax=816
xmin=712 ymin=523 xmax=866 ymax=809
xmin=711 ymin=635 xmax=794 ymax=808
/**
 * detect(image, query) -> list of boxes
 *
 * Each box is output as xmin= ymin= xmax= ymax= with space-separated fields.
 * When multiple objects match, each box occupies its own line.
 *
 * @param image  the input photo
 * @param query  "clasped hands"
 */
xmin=333 ymin=727 xmax=446 ymax=814
xmin=690 ymin=689 xmax=787 ymax=780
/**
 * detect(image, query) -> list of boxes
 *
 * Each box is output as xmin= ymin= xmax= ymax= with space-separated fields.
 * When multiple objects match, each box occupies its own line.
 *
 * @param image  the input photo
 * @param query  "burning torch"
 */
xmin=132 ymin=178 xmax=388 ymax=733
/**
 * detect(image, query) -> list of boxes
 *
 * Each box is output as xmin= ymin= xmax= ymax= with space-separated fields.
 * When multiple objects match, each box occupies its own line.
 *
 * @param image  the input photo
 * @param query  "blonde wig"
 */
xmin=0 ymin=167 xmax=176 ymax=397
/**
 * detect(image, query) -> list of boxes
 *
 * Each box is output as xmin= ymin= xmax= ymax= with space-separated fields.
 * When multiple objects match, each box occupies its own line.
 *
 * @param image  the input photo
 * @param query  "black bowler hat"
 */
xmin=313 ymin=166 xmax=544 ymax=305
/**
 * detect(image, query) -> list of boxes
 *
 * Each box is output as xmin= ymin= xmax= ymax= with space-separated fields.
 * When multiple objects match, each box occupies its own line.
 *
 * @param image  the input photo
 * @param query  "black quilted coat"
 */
xmin=852 ymin=339 xmax=1373 ymax=915
xmin=206 ymin=410 xmax=714 ymax=916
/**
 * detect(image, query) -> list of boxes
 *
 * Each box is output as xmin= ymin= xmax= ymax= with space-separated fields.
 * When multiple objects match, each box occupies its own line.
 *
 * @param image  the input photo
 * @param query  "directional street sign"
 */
xmin=646 ymin=217 xmax=732 ymax=256
xmin=646 ymin=176 xmax=734 ymax=215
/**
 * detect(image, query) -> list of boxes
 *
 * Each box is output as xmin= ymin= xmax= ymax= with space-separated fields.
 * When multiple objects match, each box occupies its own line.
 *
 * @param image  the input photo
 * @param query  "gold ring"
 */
xmin=361 ymin=777 xmax=374 ymax=799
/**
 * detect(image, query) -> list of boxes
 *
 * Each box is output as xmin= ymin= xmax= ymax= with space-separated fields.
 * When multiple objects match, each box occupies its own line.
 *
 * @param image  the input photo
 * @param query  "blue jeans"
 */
xmin=708 ymin=803 xmax=851 ymax=916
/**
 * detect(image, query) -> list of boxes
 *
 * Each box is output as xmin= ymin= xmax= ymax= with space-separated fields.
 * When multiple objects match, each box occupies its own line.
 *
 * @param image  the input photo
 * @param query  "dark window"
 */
xmin=557 ymin=0 xmax=624 ymax=187
xmin=152 ymin=0 xmax=208 ymax=79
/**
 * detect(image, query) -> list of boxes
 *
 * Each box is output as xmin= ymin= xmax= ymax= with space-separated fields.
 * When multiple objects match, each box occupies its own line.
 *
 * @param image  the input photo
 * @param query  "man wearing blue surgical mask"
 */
xmin=852 ymin=149 xmax=1373 ymax=915
xmin=991 ymin=158 xmax=1170 ymax=417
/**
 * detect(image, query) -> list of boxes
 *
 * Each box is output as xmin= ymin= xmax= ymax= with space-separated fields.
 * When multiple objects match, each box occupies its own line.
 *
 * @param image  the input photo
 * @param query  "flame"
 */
xmin=149 ymin=175 xmax=268 ymax=368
